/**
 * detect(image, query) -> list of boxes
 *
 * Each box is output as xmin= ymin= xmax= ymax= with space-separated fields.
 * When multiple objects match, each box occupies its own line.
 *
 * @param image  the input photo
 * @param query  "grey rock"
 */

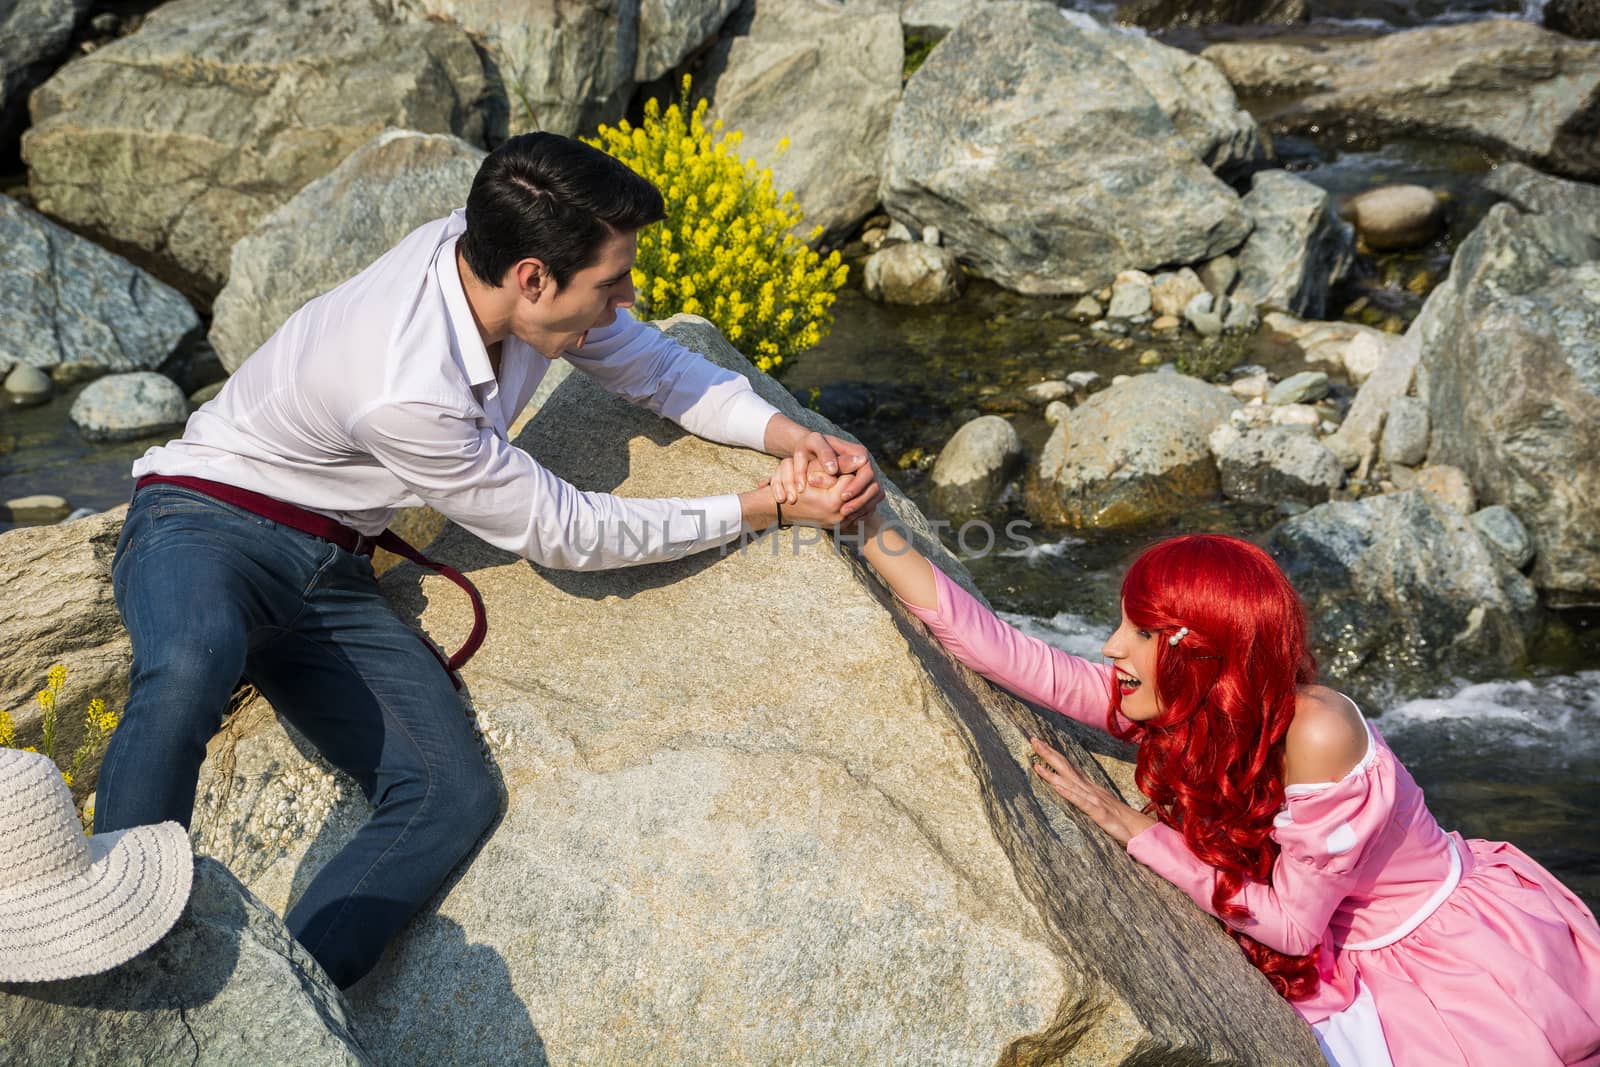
xmin=1068 ymin=294 xmax=1103 ymax=321
xmin=1199 ymin=253 xmax=1239 ymax=296
xmin=1116 ymin=0 xmax=1306 ymax=32
xmin=189 ymin=381 xmax=226 ymax=405
xmin=1270 ymin=402 xmax=1320 ymax=432
xmin=212 ymin=130 xmax=484 ymax=374
xmin=1267 ymin=370 xmax=1329 ymax=406
xmin=1265 ymin=312 xmax=1405 ymax=386
xmin=1380 ymin=395 xmax=1430 ymax=467
xmin=1066 ymin=370 xmax=1102 ymax=392
xmin=1420 ymin=163 xmax=1600 ymax=604
xmin=0 ymin=507 xmax=129 ymax=781
xmin=1325 ymin=323 xmax=1422 ymax=479
xmin=1472 ymin=505 xmax=1535 ymax=570
xmin=1 ymin=195 xmax=198 ymax=373
xmin=1222 ymin=294 xmax=1259 ymax=333
xmin=1043 ymin=398 xmax=1071 ymax=425
xmin=1108 ymin=274 xmax=1154 ymax=318
xmin=1203 ymin=21 xmax=1600 ymax=181
xmin=881 ymin=1 xmax=1251 ymax=296
xmin=22 ymin=0 xmax=491 ymax=295
xmin=1026 ymin=380 xmax=1071 ymax=403
xmin=185 ymin=314 xmax=1322 ymax=1065
xmin=1082 ymin=15 xmax=1266 ymax=176
xmin=704 ymin=0 xmax=902 ymax=243
xmin=1324 ymin=433 xmax=1362 ymax=471
xmin=5 ymin=362 xmax=53 ymax=405
xmin=862 ymin=241 xmax=964 ymax=305
xmin=1029 ymin=372 xmax=1238 ymax=527
xmin=1151 ymin=267 xmax=1208 ymax=318
xmin=1209 ymin=423 xmax=1343 ymax=506
xmin=0 ymin=858 xmax=372 ymax=1066
xmin=1547 ymin=0 xmax=1600 ymax=39
xmin=0 ymin=0 xmax=90 ymax=153
xmin=1346 ymin=184 xmax=1444 ymax=252
xmin=923 ymin=224 xmax=941 ymax=245
xmin=391 ymin=0 xmax=632 ymax=138
xmin=637 ymin=0 xmax=743 ymax=81
xmin=1184 ymin=291 xmax=1224 ymax=336
xmin=1236 ymin=170 xmax=1355 ymax=318
xmin=885 ymin=218 xmax=915 ymax=243
xmin=2 ymin=494 xmax=70 ymax=523
xmin=930 ymin=414 xmax=1023 ymax=515
xmin=1268 ymin=491 xmax=1540 ymax=693
xmin=68 ymin=371 xmax=188 ymax=443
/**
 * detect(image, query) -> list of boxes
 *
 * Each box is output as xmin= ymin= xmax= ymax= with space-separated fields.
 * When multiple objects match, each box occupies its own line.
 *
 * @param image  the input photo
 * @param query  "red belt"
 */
xmin=135 ymin=475 xmax=485 ymax=687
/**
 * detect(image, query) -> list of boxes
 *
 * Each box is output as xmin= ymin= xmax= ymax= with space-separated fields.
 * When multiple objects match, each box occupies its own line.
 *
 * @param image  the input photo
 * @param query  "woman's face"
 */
xmin=1102 ymin=605 xmax=1164 ymax=721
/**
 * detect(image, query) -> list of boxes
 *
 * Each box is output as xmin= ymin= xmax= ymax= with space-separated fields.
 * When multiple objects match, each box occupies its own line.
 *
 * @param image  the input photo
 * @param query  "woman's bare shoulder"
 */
xmin=1284 ymin=685 xmax=1369 ymax=787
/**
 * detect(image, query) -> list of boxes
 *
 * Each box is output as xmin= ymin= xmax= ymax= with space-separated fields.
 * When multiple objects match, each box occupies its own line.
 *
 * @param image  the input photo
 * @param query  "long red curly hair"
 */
xmin=1107 ymin=534 xmax=1321 ymax=1000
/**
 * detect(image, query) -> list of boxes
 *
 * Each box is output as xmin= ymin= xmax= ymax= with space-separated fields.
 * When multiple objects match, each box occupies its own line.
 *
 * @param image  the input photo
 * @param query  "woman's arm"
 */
xmin=855 ymin=510 xmax=1119 ymax=732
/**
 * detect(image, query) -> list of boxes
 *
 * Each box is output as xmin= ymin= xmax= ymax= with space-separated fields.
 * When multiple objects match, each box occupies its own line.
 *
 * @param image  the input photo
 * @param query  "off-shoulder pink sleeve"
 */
xmin=899 ymin=565 xmax=1121 ymax=733
xmin=1126 ymin=729 xmax=1395 ymax=956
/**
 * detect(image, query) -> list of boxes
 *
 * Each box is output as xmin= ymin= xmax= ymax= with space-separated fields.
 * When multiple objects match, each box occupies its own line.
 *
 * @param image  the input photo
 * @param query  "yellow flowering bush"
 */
xmin=585 ymin=76 xmax=849 ymax=374
xmin=1 ymin=663 xmax=120 ymax=792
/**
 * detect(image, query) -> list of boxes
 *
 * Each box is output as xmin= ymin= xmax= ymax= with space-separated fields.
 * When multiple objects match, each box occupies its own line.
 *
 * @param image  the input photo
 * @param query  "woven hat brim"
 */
xmin=0 ymin=821 xmax=194 ymax=983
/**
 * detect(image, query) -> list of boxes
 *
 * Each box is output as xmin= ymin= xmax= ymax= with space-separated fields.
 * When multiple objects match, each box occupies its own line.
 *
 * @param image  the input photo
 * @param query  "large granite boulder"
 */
xmin=22 ymin=0 xmax=492 ymax=297
xmin=0 ymin=0 xmax=89 ymax=155
xmin=1116 ymin=0 xmax=1306 ymax=31
xmin=637 ymin=0 xmax=743 ymax=81
xmin=0 ymin=858 xmax=372 ymax=1065
xmin=0 ymin=507 xmax=129 ymax=777
xmin=1267 ymin=490 xmax=1540 ymax=694
xmin=1202 ymin=21 xmax=1600 ymax=181
xmin=1 ymin=194 xmax=199 ymax=373
xmin=1209 ymin=423 xmax=1344 ymax=506
xmin=1235 ymin=170 xmax=1354 ymax=318
xmin=1419 ymin=163 xmax=1600 ymax=606
xmin=185 ymin=317 xmax=1321 ymax=1064
xmin=702 ymin=0 xmax=902 ymax=244
xmin=1082 ymin=14 xmax=1265 ymax=178
xmin=882 ymin=1 xmax=1252 ymax=297
xmin=211 ymin=130 xmax=484 ymax=374
xmin=1028 ymin=373 xmax=1239 ymax=527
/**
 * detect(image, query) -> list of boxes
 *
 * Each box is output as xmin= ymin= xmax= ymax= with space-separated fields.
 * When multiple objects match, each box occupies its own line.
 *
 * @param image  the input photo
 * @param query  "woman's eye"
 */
xmin=1137 ymin=629 xmax=1152 ymax=640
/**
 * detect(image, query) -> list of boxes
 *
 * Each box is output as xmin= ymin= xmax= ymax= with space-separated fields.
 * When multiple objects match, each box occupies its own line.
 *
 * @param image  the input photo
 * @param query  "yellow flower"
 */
xmin=0 ymin=709 xmax=14 ymax=748
xmin=47 ymin=664 xmax=68 ymax=692
xmin=36 ymin=689 xmax=55 ymax=713
xmin=581 ymin=74 xmax=845 ymax=371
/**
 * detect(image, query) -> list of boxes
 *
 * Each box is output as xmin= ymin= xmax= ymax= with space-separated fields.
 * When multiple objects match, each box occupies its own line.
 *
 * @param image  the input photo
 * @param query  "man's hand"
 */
xmin=770 ymin=430 xmax=873 ymax=503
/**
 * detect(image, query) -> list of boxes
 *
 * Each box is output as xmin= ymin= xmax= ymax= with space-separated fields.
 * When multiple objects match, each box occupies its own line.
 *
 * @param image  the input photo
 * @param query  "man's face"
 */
xmin=512 ymin=228 xmax=638 ymax=357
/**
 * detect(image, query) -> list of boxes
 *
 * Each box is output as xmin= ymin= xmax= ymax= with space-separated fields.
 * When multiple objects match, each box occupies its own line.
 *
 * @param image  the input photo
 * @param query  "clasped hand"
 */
xmin=762 ymin=433 xmax=885 ymax=526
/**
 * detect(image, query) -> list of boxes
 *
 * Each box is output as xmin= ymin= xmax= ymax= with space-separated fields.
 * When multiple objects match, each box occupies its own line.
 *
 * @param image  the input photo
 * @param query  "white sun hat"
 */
xmin=0 ymin=748 xmax=193 ymax=983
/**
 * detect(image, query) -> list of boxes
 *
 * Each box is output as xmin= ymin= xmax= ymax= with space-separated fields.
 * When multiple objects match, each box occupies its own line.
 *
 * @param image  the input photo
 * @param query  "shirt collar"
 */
xmin=433 ymin=221 xmax=498 ymax=392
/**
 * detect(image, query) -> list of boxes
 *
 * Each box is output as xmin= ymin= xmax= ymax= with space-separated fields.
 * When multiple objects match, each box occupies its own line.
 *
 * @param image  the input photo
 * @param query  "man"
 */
xmin=95 ymin=132 xmax=881 ymax=989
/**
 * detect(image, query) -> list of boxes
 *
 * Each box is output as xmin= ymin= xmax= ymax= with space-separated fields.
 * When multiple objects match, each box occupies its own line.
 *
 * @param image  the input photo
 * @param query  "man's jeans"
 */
xmin=97 ymin=484 xmax=499 ymax=988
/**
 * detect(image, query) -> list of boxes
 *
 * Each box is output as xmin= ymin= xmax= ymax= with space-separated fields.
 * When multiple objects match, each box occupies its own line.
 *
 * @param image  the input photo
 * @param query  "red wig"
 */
xmin=1109 ymin=534 xmax=1321 ymax=1000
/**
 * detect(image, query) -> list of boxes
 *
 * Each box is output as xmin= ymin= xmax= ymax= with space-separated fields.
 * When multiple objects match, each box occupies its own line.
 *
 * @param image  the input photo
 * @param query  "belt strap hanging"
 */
xmin=134 ymin=475 xmax=486 ymax=687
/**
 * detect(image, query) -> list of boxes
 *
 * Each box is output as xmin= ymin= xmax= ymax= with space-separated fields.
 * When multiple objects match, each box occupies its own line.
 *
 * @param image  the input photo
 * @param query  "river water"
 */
xmin=2 ymin=0 xmax=1594 ymax=908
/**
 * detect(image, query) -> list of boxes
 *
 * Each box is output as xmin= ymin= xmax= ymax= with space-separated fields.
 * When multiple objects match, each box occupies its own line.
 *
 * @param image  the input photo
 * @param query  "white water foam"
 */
xmin=993 ymin=534 xmax=1086 ymax=563
xmin=998 ymin=609 xmax=1109 ymax=660
xmin=1377 ymin=671 xmax=1600 ymax=763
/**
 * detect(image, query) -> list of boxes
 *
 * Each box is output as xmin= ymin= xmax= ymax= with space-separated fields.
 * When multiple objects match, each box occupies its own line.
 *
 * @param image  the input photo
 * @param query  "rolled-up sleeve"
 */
xmin=564 ymin=310 xmax=778 ymax=452
xmin=350 ymin=398 xmax=746 ymax=570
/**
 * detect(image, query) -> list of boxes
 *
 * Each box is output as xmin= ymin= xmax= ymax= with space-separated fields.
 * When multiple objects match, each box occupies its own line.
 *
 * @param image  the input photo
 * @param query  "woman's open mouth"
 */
xmin=1116 ymin=670 xmax=1141 ymax=695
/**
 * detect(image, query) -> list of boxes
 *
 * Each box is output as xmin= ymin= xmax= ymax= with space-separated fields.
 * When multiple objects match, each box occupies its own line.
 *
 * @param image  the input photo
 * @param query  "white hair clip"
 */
xmin=1168 ymin=626 xmax=1190 ymax=647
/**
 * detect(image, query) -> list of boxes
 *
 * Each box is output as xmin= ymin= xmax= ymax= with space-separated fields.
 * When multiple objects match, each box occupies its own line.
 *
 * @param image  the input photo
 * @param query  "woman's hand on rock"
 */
xmin=1028 ymin=737 xmax=1156 ymax=846
xmin=762 ymin=454 xmax=884 ymax=526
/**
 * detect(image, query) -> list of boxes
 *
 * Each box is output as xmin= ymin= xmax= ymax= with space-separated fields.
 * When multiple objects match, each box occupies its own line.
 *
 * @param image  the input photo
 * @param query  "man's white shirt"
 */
xmin=135 ymin=209 xmax=780 ymax=569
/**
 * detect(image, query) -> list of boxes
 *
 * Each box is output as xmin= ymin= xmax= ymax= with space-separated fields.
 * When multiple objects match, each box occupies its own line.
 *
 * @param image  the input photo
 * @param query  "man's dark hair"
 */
xmin=461 ymin=132 xmax=665 ymax=289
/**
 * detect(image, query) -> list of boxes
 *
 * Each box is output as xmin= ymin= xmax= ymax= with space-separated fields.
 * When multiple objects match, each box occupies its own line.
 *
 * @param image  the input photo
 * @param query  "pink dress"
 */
xmin=902 ymin=567 xmax=1600 ymax=1067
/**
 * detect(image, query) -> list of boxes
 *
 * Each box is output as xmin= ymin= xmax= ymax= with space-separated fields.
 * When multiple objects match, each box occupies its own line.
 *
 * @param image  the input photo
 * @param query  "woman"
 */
xmin=813 ymin=491 xmax=1600 ymax=1066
